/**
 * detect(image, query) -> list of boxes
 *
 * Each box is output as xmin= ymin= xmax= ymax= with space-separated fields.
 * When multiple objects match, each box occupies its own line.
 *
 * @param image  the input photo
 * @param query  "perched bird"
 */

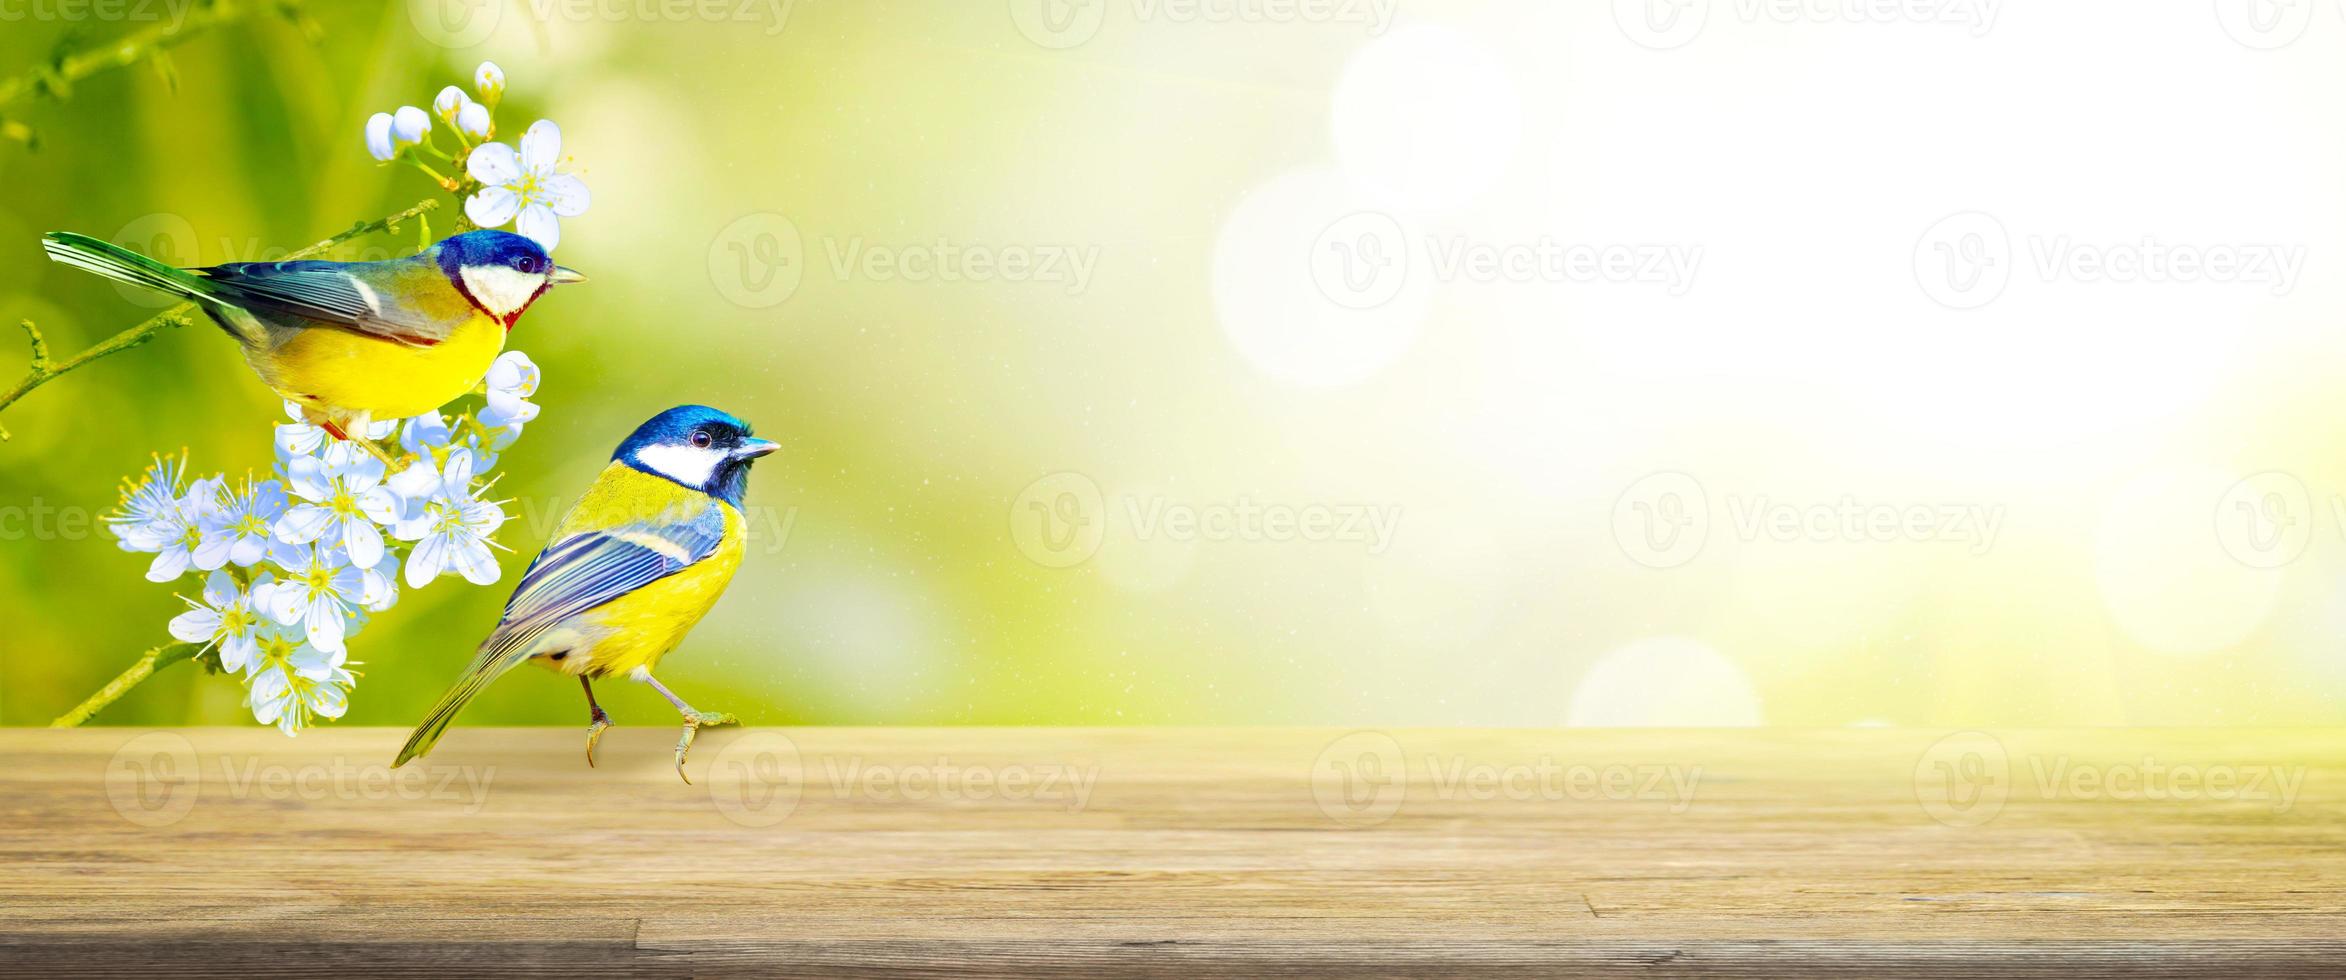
xmin=395 ymin=405 xmax=778 ymax=781
xmin=40 ymin=228 xmax=583 ymax=454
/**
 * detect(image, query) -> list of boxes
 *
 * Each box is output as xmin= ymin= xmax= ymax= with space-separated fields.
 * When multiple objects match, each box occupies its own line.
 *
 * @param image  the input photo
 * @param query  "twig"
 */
xmin=0 ymin=0 xmax=309 ymax=112
xmin=0 ymin=198 xmax=439 ymax=442
xmin=50 ymin=643 xmax=203 ymax=726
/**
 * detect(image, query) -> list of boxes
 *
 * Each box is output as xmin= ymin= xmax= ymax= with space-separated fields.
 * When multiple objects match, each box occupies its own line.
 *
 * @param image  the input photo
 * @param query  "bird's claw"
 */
xmin=585 ymin=708 xmax=614 ymax=768
xmin=673 ymin=710 xmax=739 ymax=784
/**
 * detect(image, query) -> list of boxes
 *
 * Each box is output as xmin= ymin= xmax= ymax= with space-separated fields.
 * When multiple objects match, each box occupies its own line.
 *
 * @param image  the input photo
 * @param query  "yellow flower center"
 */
xmin=256 ymin=632 xmax=298 ymax=666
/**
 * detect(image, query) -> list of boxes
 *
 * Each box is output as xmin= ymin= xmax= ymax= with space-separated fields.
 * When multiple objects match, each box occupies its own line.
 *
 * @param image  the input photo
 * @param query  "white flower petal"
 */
xmin=462 ymin=499 xmax=508 ymax=537
xmin=304 ymin=599 xmax=347 ymax=654
xmin=444 ymin=448 xmax=478 ymax=489
xmin=229 ymin=534 xmax=269 ymax=568
xmin=387 ymin=461 xmax=441 ymax=503
xmin=310 ymin=683 xmax=350 ymax=720
xmin=406 ymin=534 xmax=450 ymax=588
xmin=450 ymin=536 xmax=502 ymax=585
xmin=466 ymin=141 xmax=521 ymax=186
xmin=358 ymin=486 xmax=406 ymax=526
xmin=541 ymin=174 xmax=589 ymax=217
xmin=287 ymin=456 xmax=332 ymax=501
xmin=276 ymin=422 xmax=324 ymax=458
xmin=191 ymin=533 xmax=236 ymax=570
xmin=480 ymin=389 xmax=541 ymax=429
xmin=202 ymin=569 xmax=238 ymax=607
xmin=515 ymin=204 xmax=560 ymax=251
xmin=344 ymin=519 xmax=384 ymax=569
xmin=274 ymin=505 xmax=333 ymax=545
xmin=267 ymin=585 xmax=305 ymax=624
xmin=146 ymin=548 xmax=190 ymax=583
xmin=336 ymin=451 xmax=386 ymax=491
xmin=518 ymin=119 xmax=562 ymax=172
xmin=169 ymin=608 xmax=221 ymax=644
xmin=219 ymin=632 xmax=259 ymax=674
xmin=466 ymin=185 xmax=521 ymax=229
xmin=485 ymin=350 xmax=539 ymax=395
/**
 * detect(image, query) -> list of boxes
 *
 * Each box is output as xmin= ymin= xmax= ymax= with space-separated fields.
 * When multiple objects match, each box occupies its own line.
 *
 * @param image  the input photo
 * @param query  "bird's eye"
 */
xmin=516 ymin=256 xmax=541 ymax=273
xmin=690 ymin=430 xmax=713 ymax=448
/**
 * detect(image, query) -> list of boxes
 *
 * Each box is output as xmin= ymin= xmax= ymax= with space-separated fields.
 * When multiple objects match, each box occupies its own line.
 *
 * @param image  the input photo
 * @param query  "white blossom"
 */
xmin=108 ymin=451 xmax=187 ymax=553
xmin=169 ymin=569 xmax=274 ymax=672
xmin=195 ymin=476 xmax=286 ymax=570
xmin=262 ymin=541 xmax=370 ymax=655
xmin=244 ymin=625 xmax=350 ymax=736
xmin=466 ymin=120 xmax=589 ymax=251
xmin=274 ymin=445 xmax=401 ymax=568
xmin=394 ymin=448 xmax=506 ymax=587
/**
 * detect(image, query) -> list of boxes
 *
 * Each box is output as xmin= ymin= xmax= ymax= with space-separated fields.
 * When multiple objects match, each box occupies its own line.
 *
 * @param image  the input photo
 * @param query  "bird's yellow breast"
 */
xmin=254 ymin=314 xmax=506 ymax=422
xmin=543 ymin=465 xmax=747 ymax=679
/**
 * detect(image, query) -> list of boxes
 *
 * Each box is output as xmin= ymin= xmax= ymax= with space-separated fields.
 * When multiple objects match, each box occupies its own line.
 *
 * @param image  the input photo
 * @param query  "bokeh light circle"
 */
xmin=1566 ymin=637 xmax=1763 ymax=726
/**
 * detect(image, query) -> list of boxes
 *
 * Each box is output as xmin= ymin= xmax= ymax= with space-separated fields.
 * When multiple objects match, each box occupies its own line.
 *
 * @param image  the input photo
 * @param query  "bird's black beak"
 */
xmin=731 ymin=438 xmax=779 ymax=461
xmin=549 ymin=265 xmax=587 ymax=285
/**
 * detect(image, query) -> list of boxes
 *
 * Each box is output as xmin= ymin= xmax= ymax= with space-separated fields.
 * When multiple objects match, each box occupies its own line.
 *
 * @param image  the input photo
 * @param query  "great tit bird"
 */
xmin=40 ymin=228 xmax=583 ymax=453
xmin=395 ymin=405 xmax=778 ymax=781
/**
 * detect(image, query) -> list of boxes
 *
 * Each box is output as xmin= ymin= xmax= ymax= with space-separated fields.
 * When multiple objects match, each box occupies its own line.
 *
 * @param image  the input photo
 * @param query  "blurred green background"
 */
xmin=5 ymin=1 xmax=2346 ymax=730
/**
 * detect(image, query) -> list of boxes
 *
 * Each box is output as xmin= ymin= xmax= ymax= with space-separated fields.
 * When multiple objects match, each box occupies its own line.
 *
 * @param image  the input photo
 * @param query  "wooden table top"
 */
xmin=3 ymin=726 xmax=2341 ymax=977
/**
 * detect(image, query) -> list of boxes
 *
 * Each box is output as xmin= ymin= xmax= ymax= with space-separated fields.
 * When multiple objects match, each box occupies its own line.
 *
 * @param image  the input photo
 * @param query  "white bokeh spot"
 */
xmin=1566 ymin=637 xmax=1763 ymax=727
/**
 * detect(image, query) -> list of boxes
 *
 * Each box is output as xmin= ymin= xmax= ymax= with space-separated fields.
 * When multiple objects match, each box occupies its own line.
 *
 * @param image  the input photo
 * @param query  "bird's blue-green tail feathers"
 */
xmin=40 ymin=232 xmax=215 ymax=299
xmin=394 ymin=645 xmax=533 ymax=768
xmin=39 ymin=232 xmax=256 ymax=344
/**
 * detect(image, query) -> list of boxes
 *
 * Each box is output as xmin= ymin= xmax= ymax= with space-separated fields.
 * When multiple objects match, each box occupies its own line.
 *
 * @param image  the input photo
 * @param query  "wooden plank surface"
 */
xmin=1 ymin=727 xmax=2340 ymax=977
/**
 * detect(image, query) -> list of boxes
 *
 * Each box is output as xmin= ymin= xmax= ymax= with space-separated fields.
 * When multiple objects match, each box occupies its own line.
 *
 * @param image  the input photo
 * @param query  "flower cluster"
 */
xmin=364 ymin=62 xmax=589 ymax=251
xmin=106 ymin=353 xmax=543 ymax=734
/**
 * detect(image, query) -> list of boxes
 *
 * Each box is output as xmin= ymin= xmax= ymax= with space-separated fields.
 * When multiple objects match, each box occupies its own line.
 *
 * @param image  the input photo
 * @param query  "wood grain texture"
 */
xmin=1 ymin=727 xmax=2340 ymax=977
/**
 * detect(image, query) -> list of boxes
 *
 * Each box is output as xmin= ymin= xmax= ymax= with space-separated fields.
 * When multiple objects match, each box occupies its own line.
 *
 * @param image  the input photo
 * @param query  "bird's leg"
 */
xmin=642 ymin=672 xmax=737 ymax=784
xmin=581 ymin=675 xmax=614 ymax=768
xmin=319 ymin=417 xmax=398 ymax=466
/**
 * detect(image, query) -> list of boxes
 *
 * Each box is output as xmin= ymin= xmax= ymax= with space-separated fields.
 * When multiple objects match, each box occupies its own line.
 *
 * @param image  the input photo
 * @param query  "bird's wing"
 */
xmin=195 ymin=258 xmax=461 ymax=346
xmin=481 ymin=503 xmax=731 ymax=659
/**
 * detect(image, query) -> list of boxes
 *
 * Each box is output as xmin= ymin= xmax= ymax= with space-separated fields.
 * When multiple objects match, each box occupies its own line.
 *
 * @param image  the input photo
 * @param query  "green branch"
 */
xmin=0 ymin=198 xmax=440 ymax=442
xmin=50 ymin=643 xmax=203 ymax=726
xmin=0 ymin=0 xmax=313 ymax=118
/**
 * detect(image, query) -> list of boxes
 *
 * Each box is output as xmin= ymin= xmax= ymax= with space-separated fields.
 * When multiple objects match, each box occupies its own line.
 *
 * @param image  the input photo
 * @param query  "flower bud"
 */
xmin=364 ymin=112 xmax=397 ymax=162
xmin=433 ymin=85 xmax=469 ymax=123
xmin=456 ymin=101 xmax=491 ymax=140
xmin=391 ymin=106 xmax=431 ymax=149
xmin=474 ymin=61 xmax=505 ymax=108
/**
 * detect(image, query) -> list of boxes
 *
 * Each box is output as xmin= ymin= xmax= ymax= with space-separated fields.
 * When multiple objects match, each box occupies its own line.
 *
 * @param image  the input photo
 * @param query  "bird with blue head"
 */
xmin=41 ymin=227 xmax=583 ymax=459
xmin=397 ymin=405 xmax=779 ymax=781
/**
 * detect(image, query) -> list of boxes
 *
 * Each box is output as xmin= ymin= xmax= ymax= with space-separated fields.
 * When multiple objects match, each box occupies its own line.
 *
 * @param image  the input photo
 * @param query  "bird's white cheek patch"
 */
xmin=459 ymin=265 xmax=547 ymax=318
xmin=633 ymin=444 xmax=723 ymax=487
